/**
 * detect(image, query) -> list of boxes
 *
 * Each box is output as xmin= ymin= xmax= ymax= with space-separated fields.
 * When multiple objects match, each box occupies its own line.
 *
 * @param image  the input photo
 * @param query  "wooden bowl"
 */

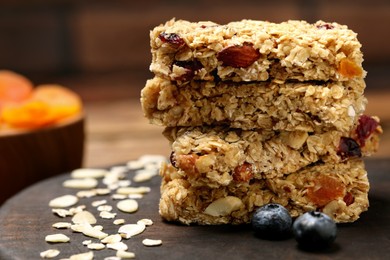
xmin=0 ymin=114 xmax=85 ymax=205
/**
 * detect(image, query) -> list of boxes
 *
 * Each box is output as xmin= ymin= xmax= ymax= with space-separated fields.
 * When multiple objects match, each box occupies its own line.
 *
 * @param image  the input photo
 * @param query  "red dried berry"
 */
xmin=217 ymin=43 xmax=260 ymax=68
xmin=337 ymin=137 xmax=362 ymax=160
xmin=158 ymin=32 xmax=185 ymax=48
xmin=233 ymin=162 xmax=253 ymax=182
xmin=173 ymin=60 xmax=203 ymax=81
xmin=316 ymin=23 xmax=334 ymax=30
xmin=356 ymin=115 xmax=379 ymax=147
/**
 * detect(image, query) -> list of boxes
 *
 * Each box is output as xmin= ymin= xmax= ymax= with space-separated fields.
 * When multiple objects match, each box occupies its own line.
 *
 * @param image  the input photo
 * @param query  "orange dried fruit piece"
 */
xmin=307 ymin=175 xmax=345 ymax=207
xmin=1 ymin=85 xmax=82 ymax=129
xmin=0 ymin=70 xmax=33 ymax=107
xmin=338 ymin=58 xmax=363 ymax=78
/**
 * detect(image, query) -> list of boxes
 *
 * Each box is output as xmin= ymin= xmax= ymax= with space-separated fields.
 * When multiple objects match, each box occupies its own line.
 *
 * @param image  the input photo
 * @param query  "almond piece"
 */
xmin=204 ymin=196 xmax=243 ymax=217
xmin=217 ymin=43 xmax=260 ymax=68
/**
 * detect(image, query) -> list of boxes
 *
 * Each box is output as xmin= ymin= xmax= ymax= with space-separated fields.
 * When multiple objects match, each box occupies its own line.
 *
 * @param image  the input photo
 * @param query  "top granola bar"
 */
xmin=150 ymin=19 xmax=365 ymax=83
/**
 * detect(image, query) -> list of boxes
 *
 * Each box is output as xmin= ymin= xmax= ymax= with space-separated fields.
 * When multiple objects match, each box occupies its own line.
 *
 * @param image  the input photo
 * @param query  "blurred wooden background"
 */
xmin=0 ymin=0 xmax=389 ymax=168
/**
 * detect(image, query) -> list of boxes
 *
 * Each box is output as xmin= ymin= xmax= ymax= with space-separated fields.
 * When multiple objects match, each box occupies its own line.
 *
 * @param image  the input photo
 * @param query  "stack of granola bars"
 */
xmin=141 ymin=19 xmax=382 ymax=224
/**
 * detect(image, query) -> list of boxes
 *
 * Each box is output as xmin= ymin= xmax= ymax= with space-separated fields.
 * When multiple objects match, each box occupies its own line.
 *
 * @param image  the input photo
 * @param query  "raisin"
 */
xmin=343 ymin=192 xmax=355 ymax=206
xmin=356 ymin=115 xmax=379 ymax=147
xmin=316 ymin=23 xmax=334 ymax=30
xmin=337 ymin=137 xmax=362 ymax=160
xmin=233 ymin=162 xmax=253 ymax=182
xmin=158 ymin=32 xmax=185 ymax=48
xmin=173 ymin=60 xmax=203 ymax=81
xmin=170 ymin=151 xmax=178 ymax=168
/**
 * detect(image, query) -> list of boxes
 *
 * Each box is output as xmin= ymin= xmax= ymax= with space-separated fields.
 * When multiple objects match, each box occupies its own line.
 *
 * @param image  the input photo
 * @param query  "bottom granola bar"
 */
xmin=159 ymin=159 xmax=369 ymax=225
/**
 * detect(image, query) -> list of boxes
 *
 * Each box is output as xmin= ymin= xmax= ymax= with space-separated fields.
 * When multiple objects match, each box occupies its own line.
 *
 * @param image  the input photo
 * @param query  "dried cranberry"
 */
xmin=158 ymin=32 xmax=185 ymax=48
xmin=316 ymin=23 xmax=334 ymax=30
xmin=356 ymin=115 xmax=379 ymax=147
xmin=337 ymin=137 xmax=361 ymax=160
xmin=173 ymin=60 xmax=203 ymax=81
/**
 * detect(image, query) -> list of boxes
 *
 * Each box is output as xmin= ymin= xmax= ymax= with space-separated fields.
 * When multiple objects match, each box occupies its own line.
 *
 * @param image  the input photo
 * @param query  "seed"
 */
xmin=71 ymin=168 xmax=108 ymax=179
xmin=113 ymin=219 xmax=125 ymax=225
xmin=116 ymin=250 xmax=136 ymax=259
xmin=52 ymin=222 xmax=72 ymax=229
xmin=72 ymin=211 xmax=97 ymax=225
xmin=106 ymin=242 xmax=128 ymax=251
xmin=92 ymin=200 xmax=107 ymax=207
xmin=142 ymin=238 xmax=162 ymax=247
xmin=69 ymin=251 xmax=94 ymax=260
xmin=101 ymin=234 xmax=122 ymax=244
xmin=116 ymin=199 xmax=138 ymax=213
xmin=63 ymin=178 xmax=98 ymax=189
xmin=100 ymin=211 xmax=117 ymax=219
xmin=87 ymin=243 xmax=105 ymax=250
xmin=45 ymin=234 xmax=70 ymax=243
xmin=40 ymin=249 xmax=60 ymax=258
xmin=117 ymin=187 xmax=151 ymax=195
xmin=118 ymin=223 xmax=145 ymax=239
xmin=49 ymin=195 xmax=78 ymax=208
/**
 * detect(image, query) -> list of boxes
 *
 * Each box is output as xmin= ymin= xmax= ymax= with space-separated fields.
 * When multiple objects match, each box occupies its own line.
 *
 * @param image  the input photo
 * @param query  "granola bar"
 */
xmin=159 ymin=159 xmax=369 ymax=225
xmin=150 ymin=19 xmax=365 ymax=83
xmin=163 ymin=116 xmax=380 ymax=187
xmin=141 ymin=76 xmax=367 ymax=132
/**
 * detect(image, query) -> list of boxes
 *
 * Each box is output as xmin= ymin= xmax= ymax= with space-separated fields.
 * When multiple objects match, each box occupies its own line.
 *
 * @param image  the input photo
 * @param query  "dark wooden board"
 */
xmin=1 ymin=158 xmax=389 ymax=260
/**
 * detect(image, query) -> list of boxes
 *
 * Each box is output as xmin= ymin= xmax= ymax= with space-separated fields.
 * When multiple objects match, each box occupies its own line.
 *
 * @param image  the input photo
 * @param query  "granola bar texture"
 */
xmin=163 ymin=119 xmax=381 ymax=188
xmin=159 ymin=159 xmax=369 ymax=224
xmin=141 ymin=76 xmax=367 ymax=132
xmin=150 ymin=19 xmax=365 ymax=83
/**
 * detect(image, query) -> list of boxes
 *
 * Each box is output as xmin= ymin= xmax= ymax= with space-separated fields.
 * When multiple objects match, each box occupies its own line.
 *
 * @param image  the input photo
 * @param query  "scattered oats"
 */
xmin=116 ymin=250 xmax=136 ymax=259
xmin=63 ymin=178 xmax=98 ymax=189
xmin=92 ymin=199 xmax=107 ymax=207
xmin=82 ymin=240 xmax=92 ymax=245
xmin=97 ymin=205 xmax=113 ymax=212
xmin=87 ymin=243 xmax=105 ymax=250
xmin=72 ymin=211 xmax=97 ymax=225
xmin=138 ymin=154 xmax=166 ymax=166
xmin=52 ymin=208 xmax=72 ymax=218
xmin=104 ymin=257 xmax=121 ymax=260
xmin=52 ymin=222 xmax=72 ymax=229
xmin=100 ymin=211 xmax=117 ymax=219
xmin=127 ymin=160 xmax=144 ymax=170
xmin=103 ymin=171 xmax=125 ymax=186
xmin=101 ymin=234 xmax=122 ymax=244
xmin=117 ymin=186 xmax=151 ymax=195
xmin=69 ymin=251 xmax=94 ymax=260
xmin=82 ymin=226 xmax=108 ymax=239
xmin=111 ymin=194 xmax=127 ymax=200
xmin=128 ymin=194 xmax=143 ymax=199
xmin=107 ymin=184 xmax=119 ymax=190
xmin=118 ymin=223 xmax=145 ymax=239
xmin=45 ymin=234 xmax=70 ymax=243
xmin=116 ymin=199 xmax=138 ymax=213
xmin=49 ymin=195 xmax=78 ymax=208
xmin=142 ymin=238 xmax=162 ymax=247
xmin=144 ymin=163 xmax=160 ymax=171
xmin=118 ymin=180 xmax=131 ymax=187
xmin=113 ymin=219 xmax=125 ymax=225
xmin=40 ymin=249 xmax=60 ymax=258
xmin=69 ymin=205 xmax=86 ymax=214
xmin=95 ymin=188 xmax=111 ymax=195
xmin=133 ymin=169 xmax=158 ymax=183
xmin=71 ymin=168 xmax=108 ymax=179
xmin=109 ymin=165 xmax=128 ymax=174
xmin=76 ymin=190 xmax=97 ymax=198
xmin=106 ymin=242 xmax=128 ymax=251
xmin=94 ymin=225 xmax=104 ymax=231
xmin=137 ymin=218 xmax=153 ymax=226
xmin=70 ymin=224 xmax=87 ymax=233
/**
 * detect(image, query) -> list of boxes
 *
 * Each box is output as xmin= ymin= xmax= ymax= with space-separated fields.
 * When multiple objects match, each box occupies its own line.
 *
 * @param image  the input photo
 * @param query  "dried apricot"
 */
xmin=0 ymin=70 xmax=33 ymax=107
xmin=338 ymin=58 xmax=363 ymax=78
xmin=307 ymin=175 xmax=345 ymax=207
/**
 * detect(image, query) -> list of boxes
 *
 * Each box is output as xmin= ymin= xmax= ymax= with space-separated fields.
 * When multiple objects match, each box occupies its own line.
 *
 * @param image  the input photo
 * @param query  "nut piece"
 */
xmin=116 ymin=199 xmax=138 ymax=213
xmin=72 ymin=211 xmax=97 ymax=225
xmin=118 ymin=223 xmax=146 ymax=239
xmin=142 ymin=238 xmax=162 ymax=247
xmin=63 ymin=178 xmax=98 ymax=189
xmin=116 ymin=250 xmax=136 ymax=259
xmin=204 ymin=196 xmax=244 ymax=217
xmin=279 ymin=131 xmax=309 ymax=149
xmin=217 ymin=43 xmax=260 ymax=68
xmin=40 ymin=249 xmax=60 ymax=258
xmin=45 ymin=234 xmax=70 ymax=243
xmin=71 ymin=168 xmax=108 ymax=179
xmin=49 ymin=195 xmax=78 ymax=208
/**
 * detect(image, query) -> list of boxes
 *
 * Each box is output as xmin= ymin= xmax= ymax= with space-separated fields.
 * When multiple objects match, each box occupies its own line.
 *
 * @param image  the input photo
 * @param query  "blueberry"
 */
xmin=293 ymin=211 xmax=337 ymax=250
xmin=251 ymin=203 xmax=292 ymax=240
